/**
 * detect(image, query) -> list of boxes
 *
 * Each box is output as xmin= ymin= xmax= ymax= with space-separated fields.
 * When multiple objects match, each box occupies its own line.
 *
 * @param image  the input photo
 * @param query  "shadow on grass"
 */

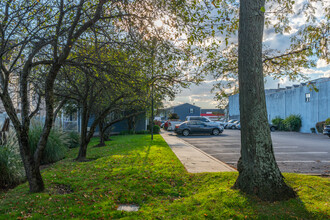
xmin=236 ymin=190 xmax=330 ymax=219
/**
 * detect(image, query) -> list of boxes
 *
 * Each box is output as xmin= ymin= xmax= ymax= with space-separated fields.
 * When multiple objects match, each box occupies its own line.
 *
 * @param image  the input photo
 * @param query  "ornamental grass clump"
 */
xmin=29 ymin=122 xmax=69 ymax=165
xmin=0 ymin=130 xmax=25 ymax=189
xmin=67 ymin=131 xmax=80 ymax=148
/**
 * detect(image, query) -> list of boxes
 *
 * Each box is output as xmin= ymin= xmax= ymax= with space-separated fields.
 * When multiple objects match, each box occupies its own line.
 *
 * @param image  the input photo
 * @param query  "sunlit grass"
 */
xmin=0 ymin=135 xmax=329 ymax=219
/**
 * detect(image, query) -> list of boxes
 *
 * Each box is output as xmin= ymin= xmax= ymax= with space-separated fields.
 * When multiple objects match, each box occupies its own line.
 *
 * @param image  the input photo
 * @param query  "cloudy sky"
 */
xmin=164 ymin=0 xmax=329 ymax=109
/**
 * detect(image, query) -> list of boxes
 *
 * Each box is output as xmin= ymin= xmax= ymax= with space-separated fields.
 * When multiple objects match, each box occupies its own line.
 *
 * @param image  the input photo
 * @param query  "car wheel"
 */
xmin=231 ymin=125 xmax=236 ymax=129
xmin=212 ymin=129 xmax=220 ymax=135
xmin=182 ymin=129 xmax=190 ymax=136
xmin=270 ymin=126 xmax=276 ymax=132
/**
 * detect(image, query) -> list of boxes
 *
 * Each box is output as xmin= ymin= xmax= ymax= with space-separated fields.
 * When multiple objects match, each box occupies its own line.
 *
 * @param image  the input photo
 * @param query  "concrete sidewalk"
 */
xmin=160 ymin=131 xmax=236 ymax=173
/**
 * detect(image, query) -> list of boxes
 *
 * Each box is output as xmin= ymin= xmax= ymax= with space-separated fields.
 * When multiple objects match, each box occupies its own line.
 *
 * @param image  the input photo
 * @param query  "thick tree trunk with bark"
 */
xmin=18 ymin=133 xmax=44 ymax=192
xmin=77 ymin=104 xmax=89 ymax=161
xmin=234 ymin=0 xmax=296 ymax=201
xmin=96 ymin=120 xmax=106 ymax=147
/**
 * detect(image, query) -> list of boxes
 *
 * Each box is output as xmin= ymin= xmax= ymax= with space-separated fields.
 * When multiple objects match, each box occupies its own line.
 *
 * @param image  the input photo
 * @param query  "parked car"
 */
xmin=235 ymin=122 xmax=277 ymax=132
xmin=174 ymin=120 xmax=224 ymax=136
xmin=269 ymin=124 xmax=277 ymax=132
xmin=185 ymin=116 xmax=224 ymax=130
xmin=323 ymin=125 xmax=330 ymax=137
xmin=235 ymin=122 xmax=241 ymax=130
xmin=167 ymin=121 xmax=182 ymax=131
xmin=225 ymin=120 xmax=239 ymax=129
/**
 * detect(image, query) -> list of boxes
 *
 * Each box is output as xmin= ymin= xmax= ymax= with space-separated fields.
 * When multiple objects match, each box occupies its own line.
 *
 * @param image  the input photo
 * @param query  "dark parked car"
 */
xmin=323 ymin=125 xmax=330 ymax=137
xmin=269 ymin=124 xmax=277 ymax=132
xmin=174 ymin=121 xmax=223 ymax=136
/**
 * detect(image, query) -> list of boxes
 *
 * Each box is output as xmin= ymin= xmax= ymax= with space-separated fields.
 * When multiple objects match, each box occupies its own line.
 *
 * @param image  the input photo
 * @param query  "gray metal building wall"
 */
xmin=228 ymin=78 xmax=330 ymax=133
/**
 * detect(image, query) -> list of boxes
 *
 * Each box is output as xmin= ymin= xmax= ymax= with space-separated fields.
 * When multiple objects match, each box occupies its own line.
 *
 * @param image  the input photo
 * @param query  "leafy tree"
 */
xmin=232 ymin=0 xmax=296 ymax=201
xmin=0 ymin=0 xmax=110 ymax=192
xmin=0 ymin=0 xmax=199 ymax=192
xmin=189 ymin=1 xmax=329 ymax=107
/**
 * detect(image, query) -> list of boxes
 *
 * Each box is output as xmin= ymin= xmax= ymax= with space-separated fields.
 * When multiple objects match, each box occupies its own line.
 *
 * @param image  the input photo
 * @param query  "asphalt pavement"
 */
xmin=178 ymin=129 xmax=330 ymax=175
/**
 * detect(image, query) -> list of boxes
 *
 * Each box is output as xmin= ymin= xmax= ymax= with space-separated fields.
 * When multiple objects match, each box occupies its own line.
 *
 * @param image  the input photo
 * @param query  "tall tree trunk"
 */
xmin=96 ymin=120 xmax=106 ymax=147
xmin=77 ymin=104 xmax=89 ymax=161
xmin=18 ymin=132 xmax=44 ymax=192
xmin=233 ymin=0 xmax=296 ymax=201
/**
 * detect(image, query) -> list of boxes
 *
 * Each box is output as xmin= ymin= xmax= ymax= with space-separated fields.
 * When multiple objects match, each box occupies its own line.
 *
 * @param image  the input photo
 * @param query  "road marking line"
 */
xmin=275 ymin=152 xmax=328 ymax=154
xmin=226 ymin=161 xmax=330 ymax=163
xmin=273 ymin=146 xmax=299 ymax=148
xmin=214 ymin=152 xmax=328 ymax=155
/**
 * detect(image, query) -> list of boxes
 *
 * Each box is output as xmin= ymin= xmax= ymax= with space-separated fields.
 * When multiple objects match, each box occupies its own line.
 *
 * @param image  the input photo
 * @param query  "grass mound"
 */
xmin=0 ymin=135 xmax=329 ymax=219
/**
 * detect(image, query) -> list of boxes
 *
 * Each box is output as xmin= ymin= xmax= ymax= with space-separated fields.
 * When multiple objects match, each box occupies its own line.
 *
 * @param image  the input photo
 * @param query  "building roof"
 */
xmin=165 ymin=103 xmax=200 ymax=110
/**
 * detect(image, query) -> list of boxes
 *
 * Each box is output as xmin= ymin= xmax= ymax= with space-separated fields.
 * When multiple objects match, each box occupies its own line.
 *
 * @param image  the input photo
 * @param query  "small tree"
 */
xmin=168 ymin=113 xmax=180 ymax=120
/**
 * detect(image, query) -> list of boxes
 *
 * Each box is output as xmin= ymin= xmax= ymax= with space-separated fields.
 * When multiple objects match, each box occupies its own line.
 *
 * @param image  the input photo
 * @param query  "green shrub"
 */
xmin=120 ymin=130 xmax=150 ymax=135
xmin=315 ymin=121 xmax=325 ymax=133
xmin=66 ymin=131 xmax=80 ymax=148
xmin=0 ymin=131 xmax=25 ymax=189
xmin=272 ymin=116 xmax=284 ymax=130
xmin=152 ymin=125 xmax=160 ymax=134
xmin=29 ymin=122 xmax=69 ymax=165
xmin=283 ymin=114 xmax=302 ymax=132
xmin=325 ymin=118 xmax=330 ymax=125
xmin=119 ymin=130 xmax=135 ymax=135
xmin=135 ymin=130 xmax=150 ymax=134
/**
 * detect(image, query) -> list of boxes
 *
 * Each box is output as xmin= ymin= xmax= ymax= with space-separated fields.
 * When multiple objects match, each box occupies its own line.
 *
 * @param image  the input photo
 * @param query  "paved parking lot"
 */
xmin=176 ymin=130 xmax=330 ymax=174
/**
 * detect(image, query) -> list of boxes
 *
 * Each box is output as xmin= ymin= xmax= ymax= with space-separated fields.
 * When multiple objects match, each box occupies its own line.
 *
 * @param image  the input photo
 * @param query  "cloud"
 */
xmin=316 ymin=59 xmax=329 ymax=68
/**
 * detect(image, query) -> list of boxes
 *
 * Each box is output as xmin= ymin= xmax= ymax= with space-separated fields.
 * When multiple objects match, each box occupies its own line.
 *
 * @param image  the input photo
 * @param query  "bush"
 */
xmin=152 ymin=125 xmax=160 ymax=134
xmin=29 ymin=122 xmax=69 ymax=165
xmin=316 ymin=121 xmax=325 ymax=133
xmin=325 ymin=118 xmax=330 ymax=125
xmin=120 ymin=130 xmax=150 ymax=135
xmin=135 ymin=130 xmax=150 ymax=134
xmin=272 ymin=116 xmax=284 ymax=130
xmin=119 ymin=130 xmax=135 ymax=135
xmin=154 ymin=120 xmax=162 ymax=126
xmin=66 ymin=131 xmax=80 ymax=148
xmin=283 ymin=114 xmax=302 ymax=132
xmin=0 ymin=131 xmax=25 ymax=189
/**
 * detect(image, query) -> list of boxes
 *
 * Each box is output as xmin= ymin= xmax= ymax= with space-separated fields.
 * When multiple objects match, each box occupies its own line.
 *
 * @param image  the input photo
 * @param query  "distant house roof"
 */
xmin=165 ymin=103 xmax=200 ymax=110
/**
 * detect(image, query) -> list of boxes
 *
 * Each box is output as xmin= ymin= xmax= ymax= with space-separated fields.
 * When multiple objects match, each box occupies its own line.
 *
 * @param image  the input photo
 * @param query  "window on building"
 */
xmin=189 ymin=108 xmax=194 ymax=113
xmin=305 ymin=93 xmax=310 ymax=102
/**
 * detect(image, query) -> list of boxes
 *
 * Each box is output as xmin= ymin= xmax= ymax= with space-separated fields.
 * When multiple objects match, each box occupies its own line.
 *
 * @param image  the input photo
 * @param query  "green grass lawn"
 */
xmin=0 ymin=135 xmax=329 ymax=219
